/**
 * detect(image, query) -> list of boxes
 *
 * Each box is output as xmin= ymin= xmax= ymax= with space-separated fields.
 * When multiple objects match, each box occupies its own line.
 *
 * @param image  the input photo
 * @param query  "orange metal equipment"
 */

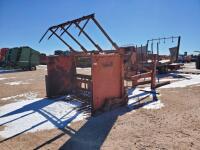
xmin=92 ymin=54 xmax=125 ymax=112
xmin=40 ymin=14 xmax=157 ymax=115
xmin=45 ymin=55 xmax=75 ymax=97
xmin=45 ymin=53 xmax=125 ymax=114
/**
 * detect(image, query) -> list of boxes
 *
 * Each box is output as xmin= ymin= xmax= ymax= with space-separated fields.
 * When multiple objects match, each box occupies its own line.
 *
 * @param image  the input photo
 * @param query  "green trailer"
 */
xmin=4 ymin=47 xmax=20 ymax=67
xmin=3 ymin=46 xmax=40 ymax=71
xmin=17 ymin=46 xmax=40 ymax=70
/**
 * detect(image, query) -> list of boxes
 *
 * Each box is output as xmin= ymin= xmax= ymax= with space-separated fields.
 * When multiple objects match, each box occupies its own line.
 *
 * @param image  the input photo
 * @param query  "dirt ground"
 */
xmin=0 ymin=65 xmax=200 ymax=150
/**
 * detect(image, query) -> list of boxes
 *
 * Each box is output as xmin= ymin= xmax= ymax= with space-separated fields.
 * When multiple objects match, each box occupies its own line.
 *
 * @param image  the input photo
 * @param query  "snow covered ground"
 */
xmin=0 ymin=97 xmax=88 ymax=138
xmin=0 ymin=72 xmax=199 ymax=139
xmin=0 ymin=77 xmax=16 ymax=81
xmin=128 ymin=87 xmax=164 ymax=110
xmin=160 ymin=74 xmax=200 ymax=88
xmin=0 ymin=87 xmax=164 ymax=139
xmin=5 ymin=81 xmax=30 ymax=85
xmin=1 ymin=92 xmax=38 ymax=101
xmin=37 ymin=65 xmax=47 ymax=70
xmin=0 ymin=77 xmax=7 ymax=81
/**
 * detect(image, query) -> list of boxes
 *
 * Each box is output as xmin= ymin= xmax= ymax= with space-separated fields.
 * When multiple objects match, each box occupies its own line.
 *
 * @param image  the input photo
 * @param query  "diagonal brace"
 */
xmin=49 ymin=28 xmax=76 ymax=52
xmin=60 ymin=26 xmax=87 ymax=52
xmin=74 ymin=22 xmax=103 ymax=52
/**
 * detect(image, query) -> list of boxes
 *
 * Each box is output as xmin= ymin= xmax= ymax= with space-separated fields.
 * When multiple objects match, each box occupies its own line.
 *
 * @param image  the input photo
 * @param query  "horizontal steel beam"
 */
xmin=50 ymin=14 xmax=95 ymax=30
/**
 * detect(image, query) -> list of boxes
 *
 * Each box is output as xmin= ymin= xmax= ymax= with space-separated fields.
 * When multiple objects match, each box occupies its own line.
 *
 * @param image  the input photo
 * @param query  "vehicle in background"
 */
xmin=0 ymin=48 xmax=9 ymax=65
xmin=40 ymin=53 xmax=48 ymax=65
xmin=1 ymin=46 xmax=40 ymax=71
xmin=177 ymin=52 xmax=192 ymax=63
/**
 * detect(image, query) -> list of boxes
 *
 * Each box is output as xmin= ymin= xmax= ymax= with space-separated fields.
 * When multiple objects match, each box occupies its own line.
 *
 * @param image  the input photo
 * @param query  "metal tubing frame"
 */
xmin=49 ymin=28 xmax=76 ymax=52
xmin=147 ymin=36 xmax=180 ymax=44
xmin=60 ymin=23 xmax=72 ymax=37
xmin=39 ymin=13 xmax=118 ymax=53
xmin=74 ymin=22 xmax=103 ymax=52
xmin=91 ymin=17 xmax=119 ymax=50
xmin=60 ymin=26 xmax=88 ymax=52
xmin=78 ymin=18 xmax=90 ymax=36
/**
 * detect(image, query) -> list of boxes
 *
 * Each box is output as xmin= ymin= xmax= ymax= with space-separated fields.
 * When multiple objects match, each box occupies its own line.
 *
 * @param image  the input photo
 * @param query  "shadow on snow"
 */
xmin=0 ymin=88 xmax=158 ymax=150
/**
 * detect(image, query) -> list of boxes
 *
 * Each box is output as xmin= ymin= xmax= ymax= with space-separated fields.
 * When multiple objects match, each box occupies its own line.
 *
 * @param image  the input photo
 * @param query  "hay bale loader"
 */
xmin=39 ymin=14 xmax=157 ymax=115
xmin=3 ymin=46 xmax=40 ymax=70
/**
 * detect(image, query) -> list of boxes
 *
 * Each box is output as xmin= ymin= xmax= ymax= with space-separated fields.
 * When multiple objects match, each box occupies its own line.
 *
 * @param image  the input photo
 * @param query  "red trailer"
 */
xmin=40 ymin=53 xmax=48 ymax=65
xmin=0 ymin=48 xmax=9 ymax=63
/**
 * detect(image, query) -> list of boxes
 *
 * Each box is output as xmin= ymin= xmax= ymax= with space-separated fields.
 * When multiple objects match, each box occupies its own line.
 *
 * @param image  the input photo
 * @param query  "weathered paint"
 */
xmin=46 ymin=55 xmax=75 ymax=97
xmin=92 ymin=54 xmax=125 ymax=112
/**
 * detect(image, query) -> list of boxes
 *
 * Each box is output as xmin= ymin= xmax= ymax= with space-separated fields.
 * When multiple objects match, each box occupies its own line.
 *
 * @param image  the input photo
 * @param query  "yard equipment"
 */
xmin=40 ymin=14 xmax=157 ymax=115
xmin=0 ymin=48 xmax=9 ymax=66
xmin=3 ymin=46 xmax=40 ymax=70
xmin=146 ymin=36 xmax=182 ymax=73
xmin=147 ymin=36 xmax=181 ymax=63
xmin=40 ymin=53 xmax=48 ymax=65
xmin=17 ymin=46 xmax=40 ymax=70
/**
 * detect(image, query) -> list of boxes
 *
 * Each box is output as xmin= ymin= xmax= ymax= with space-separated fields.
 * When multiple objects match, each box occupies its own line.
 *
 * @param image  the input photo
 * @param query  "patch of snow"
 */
xmin=0 ymin=78 xmax=7 ymax=81
xmin=0 ymin=97 xmax=87 ymax=138
xmin=157 ymin=78 xmax=183 ymax=82
xmin=128 ymin=87 xmax=151 ymax=105
xmin=0 ymin=77 xmax=16 ymax=81
xmin=37 ymin=65 xmax=47 ymax=70
xmin=5 ymin=81 xmax=30 ymax=85
xmin=160 ymin=74 xmax=200 ymax=88
xmin=1 ymin=92 xmax=38 ymax=101
xmin=128 ymin=87 xmax=164 ymax=110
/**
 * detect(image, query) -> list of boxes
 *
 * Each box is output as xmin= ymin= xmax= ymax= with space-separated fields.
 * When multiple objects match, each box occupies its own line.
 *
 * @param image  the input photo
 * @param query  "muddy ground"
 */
xmin=0 ymin=65 xmax=200 ymax=150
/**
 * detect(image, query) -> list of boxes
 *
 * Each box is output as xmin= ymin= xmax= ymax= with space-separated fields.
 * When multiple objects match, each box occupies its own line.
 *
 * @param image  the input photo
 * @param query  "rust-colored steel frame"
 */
xmin=41 ymin=14 xmax=158 ymax=114
xmin=39 ymin=14 xmax=119 ymax=53
xmin=45 ymin=53 xmax=125 ymax=114
xmin=147 ymin=36 xmax=181 ymax=62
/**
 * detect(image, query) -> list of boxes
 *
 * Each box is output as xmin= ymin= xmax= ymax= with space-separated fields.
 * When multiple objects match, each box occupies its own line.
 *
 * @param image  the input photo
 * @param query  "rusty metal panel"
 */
xmin=74 ymin=74 xmax=92 ymax=99
xmin=46 ymin=55 xmax=75 ymax=97
xmin=92 ymin=54 xmax=125 ymax=112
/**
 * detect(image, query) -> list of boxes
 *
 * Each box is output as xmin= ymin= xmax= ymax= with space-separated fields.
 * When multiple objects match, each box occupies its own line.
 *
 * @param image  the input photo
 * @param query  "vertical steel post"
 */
xmin=176 ymin=36 xmax=181 ymax=62
xmin=151 ymin=42 xmax=153 ymax=54
xmin=157 ymin=42 xmax=159 ymax=62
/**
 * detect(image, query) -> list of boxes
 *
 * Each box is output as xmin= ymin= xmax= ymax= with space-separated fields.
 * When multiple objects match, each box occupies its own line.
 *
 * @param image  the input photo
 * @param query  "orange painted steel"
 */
xmin=45 ymin=53 xmax=126 ymax=114
xmin=92 ymin=54 xmax=125 ymax=113
xmin=130 ymin=54 xmax=157 ymax=89
xmin=46 ymin=55 xmax=75 ymax=97
xmin=41 ymin=14 xmax=158 ymax=115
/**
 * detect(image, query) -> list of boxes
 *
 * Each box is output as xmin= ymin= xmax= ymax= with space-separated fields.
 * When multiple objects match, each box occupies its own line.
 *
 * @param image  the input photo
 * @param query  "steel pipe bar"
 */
xmin=48 ymin=27 xmax=59 ymax=40
xmin=60 ymin=26 xmax=88 ymax=52
xmin=60 ymin=23 xmax=72 ymax=37
xmin=91 ymin=17 xmax=119 ymax=50
xmin=50 ymin=14 xmax=95 ymax=30
xmin=74 ymin=22 xmax=103 ymax=52
xmin=49 ymin=29 xmax=76 ymax=52
xmin=39 ymin=29 xmax=49 ymax=43
xmin=78 ymin=18 xmax=90 ymax=36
